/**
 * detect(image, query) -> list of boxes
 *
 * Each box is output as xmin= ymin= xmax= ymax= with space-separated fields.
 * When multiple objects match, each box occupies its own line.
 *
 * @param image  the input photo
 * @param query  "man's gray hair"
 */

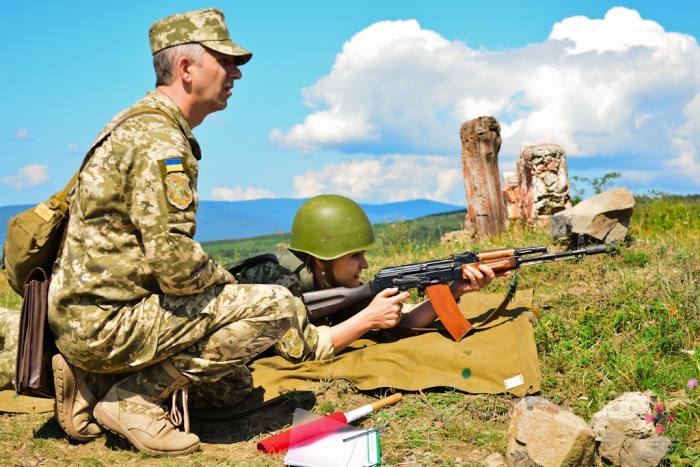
xmin=153 ymin=43 xmax=206 ymax=87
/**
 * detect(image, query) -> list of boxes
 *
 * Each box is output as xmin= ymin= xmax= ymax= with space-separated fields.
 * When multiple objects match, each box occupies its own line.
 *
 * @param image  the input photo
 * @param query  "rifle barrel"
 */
xmin=518 ymin=244 xmax=611 ymax=265
xmin=513 ymin=246 xmax=548 ymax=256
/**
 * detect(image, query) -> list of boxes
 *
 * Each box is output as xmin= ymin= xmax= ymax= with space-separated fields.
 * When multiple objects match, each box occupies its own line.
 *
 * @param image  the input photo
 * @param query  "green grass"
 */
xmin=1 ymin=195 xmax=699 ymax=465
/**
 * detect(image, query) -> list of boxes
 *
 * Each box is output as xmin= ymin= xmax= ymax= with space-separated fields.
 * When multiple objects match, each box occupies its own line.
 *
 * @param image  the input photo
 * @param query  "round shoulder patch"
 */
xmin=280 ymin=327 xmax=305 ymax=359
xmin=165 ymin=172 xmax=194 ymax=210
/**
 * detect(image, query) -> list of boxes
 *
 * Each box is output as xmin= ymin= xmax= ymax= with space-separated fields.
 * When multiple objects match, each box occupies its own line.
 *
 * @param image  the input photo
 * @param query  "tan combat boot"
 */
xmin=52 ymin=354 xmax=119 ymax=442
xmin=93 ymin=359 xmax=200 ymax=456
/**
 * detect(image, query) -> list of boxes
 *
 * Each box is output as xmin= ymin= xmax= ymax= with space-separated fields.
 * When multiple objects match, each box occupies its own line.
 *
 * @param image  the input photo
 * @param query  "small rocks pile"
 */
xmin=484 ymin=392 xmax=674 ymax=467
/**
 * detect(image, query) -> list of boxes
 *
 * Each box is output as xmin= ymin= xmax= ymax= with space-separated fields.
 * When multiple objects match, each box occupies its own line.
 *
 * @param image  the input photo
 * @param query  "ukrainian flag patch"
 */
xmin=164 ymin=158 xmax=184 ymax=173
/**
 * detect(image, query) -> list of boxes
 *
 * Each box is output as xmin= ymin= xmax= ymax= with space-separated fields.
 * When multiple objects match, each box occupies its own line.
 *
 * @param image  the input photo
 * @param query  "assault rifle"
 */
xmin=302 ymin=238 xmax=613 ymax=341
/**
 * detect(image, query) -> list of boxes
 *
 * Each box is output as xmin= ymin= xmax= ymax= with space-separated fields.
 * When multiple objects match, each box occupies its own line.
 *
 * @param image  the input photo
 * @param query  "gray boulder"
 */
xmin=550 ymin=187 xmax=634 ymax=245
xmin=506 ymin=396 xmax=595 ymax=467
xmin=484 ymin=452 xmax=507 ymax=467
xmin=599 ymin=432 xmax=672 ymax=467
xmin=590 ymin=392 xmax=654 ymax=441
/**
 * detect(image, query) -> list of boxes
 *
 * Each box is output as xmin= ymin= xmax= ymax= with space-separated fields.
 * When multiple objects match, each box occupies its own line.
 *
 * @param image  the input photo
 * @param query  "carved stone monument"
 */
xmin=506 ymin=143 xmax=572 ymax=226
xmin=460 ymin=116 xmax=507 ymax=238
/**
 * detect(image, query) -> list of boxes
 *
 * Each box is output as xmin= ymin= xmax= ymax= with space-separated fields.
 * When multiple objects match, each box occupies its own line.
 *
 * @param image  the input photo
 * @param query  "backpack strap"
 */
xmin=224 ymin=245 xmax=305 ymax=277
xmin=54 ymin=108 xmax=175 ymax=264
xmin=75 ymin=107 xmax=174 ymax=177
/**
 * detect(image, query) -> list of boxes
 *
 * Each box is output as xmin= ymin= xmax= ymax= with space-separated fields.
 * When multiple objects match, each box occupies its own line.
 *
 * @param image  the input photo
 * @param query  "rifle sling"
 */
xmin=470 ymin=271 xmax=519 ymax=329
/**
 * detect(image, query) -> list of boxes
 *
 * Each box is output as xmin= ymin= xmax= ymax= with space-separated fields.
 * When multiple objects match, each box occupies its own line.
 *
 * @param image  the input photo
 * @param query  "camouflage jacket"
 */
xmin=48 ymin=92 xmax=234 ymax=346
xmin=230 ymin=246 xmax=368 ymax=362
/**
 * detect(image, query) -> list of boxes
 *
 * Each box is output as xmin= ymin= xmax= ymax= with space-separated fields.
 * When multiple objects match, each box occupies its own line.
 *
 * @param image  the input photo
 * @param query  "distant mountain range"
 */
xmin=0 ymin=198 xmax=464 ymax=245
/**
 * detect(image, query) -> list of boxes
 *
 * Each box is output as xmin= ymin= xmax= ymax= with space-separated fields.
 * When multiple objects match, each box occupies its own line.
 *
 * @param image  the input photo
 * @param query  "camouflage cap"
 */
xmin=149 ymin=8 xmax=252 ymax=65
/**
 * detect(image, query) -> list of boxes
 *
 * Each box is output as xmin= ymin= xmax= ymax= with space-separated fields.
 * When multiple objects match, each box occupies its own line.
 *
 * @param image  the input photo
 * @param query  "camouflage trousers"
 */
xmin=52 ymin=284 xmax=295 ymax=406
xmin=0 ymin=308 xmax=20 ymax=391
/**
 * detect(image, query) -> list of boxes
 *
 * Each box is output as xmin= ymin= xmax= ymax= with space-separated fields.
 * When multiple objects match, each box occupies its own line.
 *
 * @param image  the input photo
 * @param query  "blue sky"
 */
xmin=2 ymin=0 xmax=699 ymax=208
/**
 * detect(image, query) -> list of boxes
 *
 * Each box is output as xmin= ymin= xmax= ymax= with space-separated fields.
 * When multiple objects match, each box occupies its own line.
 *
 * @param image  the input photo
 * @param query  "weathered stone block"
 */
xmin=590 ymin=392 xmax=654 ymax=441
xmin=506 ymin=396 xmax=595 ymax=467
xmin=550 ymin=187 xmax=635 ymax=245
xmin=599 ymin=432 xmax=672 ymax=467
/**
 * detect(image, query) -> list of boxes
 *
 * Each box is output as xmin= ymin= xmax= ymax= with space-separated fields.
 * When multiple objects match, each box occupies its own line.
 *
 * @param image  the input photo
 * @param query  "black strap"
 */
xmin=470 ymin=271 xmax=519 ymax=329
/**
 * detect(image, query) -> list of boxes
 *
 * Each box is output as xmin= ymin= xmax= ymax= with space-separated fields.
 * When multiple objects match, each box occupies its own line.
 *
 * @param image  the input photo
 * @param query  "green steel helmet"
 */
xmin=290 ymin=195 xmax=380 ymax=260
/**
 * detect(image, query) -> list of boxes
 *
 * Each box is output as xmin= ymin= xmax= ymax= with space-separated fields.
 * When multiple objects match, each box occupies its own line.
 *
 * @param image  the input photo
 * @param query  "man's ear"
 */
xmin=176 ymin=56 xmax=195 ymax=84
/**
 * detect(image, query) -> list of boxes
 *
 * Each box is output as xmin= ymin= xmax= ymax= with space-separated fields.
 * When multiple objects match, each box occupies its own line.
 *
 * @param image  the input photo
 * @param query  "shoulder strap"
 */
xmin=224 ymin=245 xmax=304 ymax=276
xmin=63 ymin=107 xmax=174 ymax=196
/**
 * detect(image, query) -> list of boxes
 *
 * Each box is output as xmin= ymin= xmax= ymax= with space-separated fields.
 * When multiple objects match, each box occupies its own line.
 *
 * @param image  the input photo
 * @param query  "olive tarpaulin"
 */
xmin=197 ymin=289 xmax=540 ymax=419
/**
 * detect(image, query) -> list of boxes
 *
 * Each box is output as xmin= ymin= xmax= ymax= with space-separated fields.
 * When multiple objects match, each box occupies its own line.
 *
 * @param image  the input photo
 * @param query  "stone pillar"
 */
xmin=502 ymin=171 xmax=520 ymax=220
xmin=514 ymin=143 xmax=572 ymax=226
xmin=460 ymin=116 xmax=507 ymax=238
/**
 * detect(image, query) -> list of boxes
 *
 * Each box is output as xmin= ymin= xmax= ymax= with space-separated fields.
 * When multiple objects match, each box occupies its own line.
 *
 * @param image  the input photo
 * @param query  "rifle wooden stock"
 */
xmin=463 ymin=257 xmax=519 ymax=276
xmin=477 ymin=248 xmax=516 ymax=261
xmin=425 ymin=283 xmax=473 ymax=341
xmin=303 ymin=282 xmax=375 ymax=321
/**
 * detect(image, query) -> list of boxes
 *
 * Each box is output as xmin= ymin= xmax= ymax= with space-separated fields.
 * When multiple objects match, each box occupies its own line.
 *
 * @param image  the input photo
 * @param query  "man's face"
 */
xmin=190 ymin=48 xmax=242 ymax=114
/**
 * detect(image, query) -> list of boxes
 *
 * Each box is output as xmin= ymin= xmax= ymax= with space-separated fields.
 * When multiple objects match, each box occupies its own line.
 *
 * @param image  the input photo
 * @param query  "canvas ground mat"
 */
xmin=197 ymin=289 xmax=540 ymax=419
xmin=0 ymin=390 xmax=54 ymax=413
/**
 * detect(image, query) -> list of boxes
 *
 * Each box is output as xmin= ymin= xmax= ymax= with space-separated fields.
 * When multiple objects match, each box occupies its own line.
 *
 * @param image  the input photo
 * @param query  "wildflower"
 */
xmin=646 ymin=400 xmax=675 ymax=434
xmin=688 ymin=378 xmax=698 ymax=389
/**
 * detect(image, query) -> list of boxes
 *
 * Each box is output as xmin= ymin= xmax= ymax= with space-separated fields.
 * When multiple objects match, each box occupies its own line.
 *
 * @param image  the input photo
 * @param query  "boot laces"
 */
xmin=167 ymin=387 xmax=191 ymax=433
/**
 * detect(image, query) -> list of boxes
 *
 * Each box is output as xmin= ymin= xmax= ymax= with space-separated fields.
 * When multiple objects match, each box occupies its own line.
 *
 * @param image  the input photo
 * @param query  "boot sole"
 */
xmin=52 ymin=354 xmax=100 ymax=443
xmin=93 ymin=402 xmax=200 ymax=457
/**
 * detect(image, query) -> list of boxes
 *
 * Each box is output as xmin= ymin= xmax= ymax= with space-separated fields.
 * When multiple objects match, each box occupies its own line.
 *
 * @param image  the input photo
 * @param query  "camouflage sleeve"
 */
xmin=238 ymin=261 xmax=332 ymax=362
xmin=118 ymin=120 xmax=234 ymax=295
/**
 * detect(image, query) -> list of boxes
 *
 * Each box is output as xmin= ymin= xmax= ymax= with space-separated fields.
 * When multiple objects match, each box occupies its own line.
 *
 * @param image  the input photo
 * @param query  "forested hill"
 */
xmin=0 ymin=198 xmax=464 ymax=245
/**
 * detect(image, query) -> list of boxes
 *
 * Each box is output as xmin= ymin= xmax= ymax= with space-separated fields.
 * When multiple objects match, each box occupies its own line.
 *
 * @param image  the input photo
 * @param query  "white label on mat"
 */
xmin=504 ymin=374 xmax=524 ymax=390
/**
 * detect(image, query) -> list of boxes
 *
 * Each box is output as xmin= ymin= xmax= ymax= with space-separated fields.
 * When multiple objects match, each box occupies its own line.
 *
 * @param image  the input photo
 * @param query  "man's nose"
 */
xmin=229 ymin=65 xmax=242 ymax=80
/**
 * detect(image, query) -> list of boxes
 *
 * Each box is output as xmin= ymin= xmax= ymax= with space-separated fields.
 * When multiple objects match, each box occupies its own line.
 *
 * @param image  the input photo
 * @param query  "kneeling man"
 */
xmin=48 ymin=8 xmax=295 ymax=456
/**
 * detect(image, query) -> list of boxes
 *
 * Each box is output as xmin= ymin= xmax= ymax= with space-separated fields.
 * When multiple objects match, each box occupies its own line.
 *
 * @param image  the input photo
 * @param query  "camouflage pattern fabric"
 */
xmin=0 ymin=308 xmax=20 ymax=390
xmin=149 ymin=8 xmax=252 ymax=65
xmin=187 ymin=366 xmax=253 ymax=408
xmin=48 ymin=91 xmax=294 ymax=388
xmin=235 ymin=247 xmax=368 ymax=363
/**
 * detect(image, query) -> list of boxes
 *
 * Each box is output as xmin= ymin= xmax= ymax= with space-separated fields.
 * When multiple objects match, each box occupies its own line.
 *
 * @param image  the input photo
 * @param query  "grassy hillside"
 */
xmin=0 ymin=196 xmax=698 ymax=465
xmin=201 ymin=209 xmax=467 ymax=262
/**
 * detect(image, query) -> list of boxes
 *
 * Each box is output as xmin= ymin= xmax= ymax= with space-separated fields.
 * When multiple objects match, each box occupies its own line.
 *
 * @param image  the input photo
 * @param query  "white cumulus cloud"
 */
xmin=291 ymin=155 xmax=463 ymax=203
xmin=16 ymin=129 xmax=29 ymax=140
xmin=1 ymin=165 xmax=49 ymax=189
xmin=67 ymin=142 xmax=80 ymax=154
xmin=211 ymin=186 xmax=277 ymax=201
xmin=272 ymin=7 xmax=700 ymax=192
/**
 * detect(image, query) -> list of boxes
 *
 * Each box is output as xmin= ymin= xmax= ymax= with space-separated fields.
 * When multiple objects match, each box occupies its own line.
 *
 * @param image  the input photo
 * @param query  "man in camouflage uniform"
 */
xmin=47 ymin=8 xmax=295 ymax=456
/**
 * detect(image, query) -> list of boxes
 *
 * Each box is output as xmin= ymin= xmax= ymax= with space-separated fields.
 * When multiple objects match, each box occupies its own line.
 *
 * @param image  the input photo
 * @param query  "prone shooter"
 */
xmin=303 ymin=236 xmax=613 ymax=341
